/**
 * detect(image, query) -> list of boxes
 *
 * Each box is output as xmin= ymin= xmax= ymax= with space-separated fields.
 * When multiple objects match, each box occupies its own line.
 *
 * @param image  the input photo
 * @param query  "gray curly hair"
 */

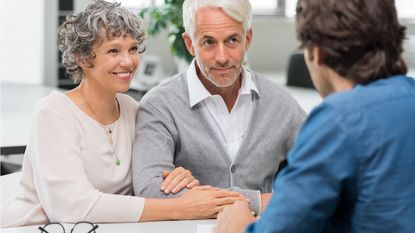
xmin=58 ymin=0 xmax=146 ymax=83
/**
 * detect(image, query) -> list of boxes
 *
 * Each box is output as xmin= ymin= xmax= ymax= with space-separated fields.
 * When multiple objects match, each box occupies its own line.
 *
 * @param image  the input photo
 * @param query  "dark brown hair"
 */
xmin=296 ymin=0 xmax=407 ymax=84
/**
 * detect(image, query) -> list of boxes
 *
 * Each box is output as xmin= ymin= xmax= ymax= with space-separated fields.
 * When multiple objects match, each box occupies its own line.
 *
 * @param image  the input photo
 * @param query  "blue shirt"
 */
xmin=246 ymin=75 xmax=415 ymax=233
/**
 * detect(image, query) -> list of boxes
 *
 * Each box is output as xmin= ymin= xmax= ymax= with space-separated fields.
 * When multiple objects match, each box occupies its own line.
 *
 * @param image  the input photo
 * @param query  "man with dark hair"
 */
xmin=214 ymin=0 xmax=415 ymax=232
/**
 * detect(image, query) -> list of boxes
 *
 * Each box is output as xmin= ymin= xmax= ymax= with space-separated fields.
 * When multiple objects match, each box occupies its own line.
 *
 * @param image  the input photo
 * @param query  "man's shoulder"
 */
xmin=143 ymin=73 xmax=185 ymax=96
xmin=324 ymin=75 xmax=415 ymax=113
xmin=250 ymin=71 xmax=303 ymax=109
xmin=251 ymin=71 xmax=294 ymax=97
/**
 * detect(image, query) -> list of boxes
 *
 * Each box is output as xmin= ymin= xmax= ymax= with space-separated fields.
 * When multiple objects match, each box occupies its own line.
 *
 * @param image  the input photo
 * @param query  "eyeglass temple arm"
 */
xmin=87 ymin=225 xmax=99 ymax=233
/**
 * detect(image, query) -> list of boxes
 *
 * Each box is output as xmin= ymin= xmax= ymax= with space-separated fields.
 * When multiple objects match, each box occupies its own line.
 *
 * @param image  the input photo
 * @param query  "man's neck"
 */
xmin=196 ymin=66 xmax=242 ymax=112
xmin=331 ymin=71 xmax=355 ymax=93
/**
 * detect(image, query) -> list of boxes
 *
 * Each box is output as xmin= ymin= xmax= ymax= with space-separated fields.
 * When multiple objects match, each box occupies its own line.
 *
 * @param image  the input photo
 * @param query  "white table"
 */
xmin=1 ymin=220 xmax=216 ymax=233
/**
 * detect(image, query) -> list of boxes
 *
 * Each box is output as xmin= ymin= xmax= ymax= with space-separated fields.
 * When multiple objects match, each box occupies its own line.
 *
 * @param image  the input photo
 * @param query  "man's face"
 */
xmin=183 ymin=7 xmax=252 ymax=88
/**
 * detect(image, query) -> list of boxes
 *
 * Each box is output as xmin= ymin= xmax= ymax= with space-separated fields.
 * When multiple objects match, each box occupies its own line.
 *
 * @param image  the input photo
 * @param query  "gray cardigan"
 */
xmin=132 ymin=71 xmax=306 ymax=214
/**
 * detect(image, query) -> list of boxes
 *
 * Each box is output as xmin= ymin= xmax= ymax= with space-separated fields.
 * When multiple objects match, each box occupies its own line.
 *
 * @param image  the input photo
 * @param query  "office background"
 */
xmin=0 ymin=0 xmax=414 ymax=174
xmin=1 ymin=0 xmax=414 ymax=86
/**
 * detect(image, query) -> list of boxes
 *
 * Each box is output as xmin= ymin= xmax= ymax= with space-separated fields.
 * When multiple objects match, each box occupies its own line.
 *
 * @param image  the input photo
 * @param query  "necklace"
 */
xmin=103 ymin=119 xmax=121 ymax=166
xmin=82 ymin=92 xmax=121 ymax=166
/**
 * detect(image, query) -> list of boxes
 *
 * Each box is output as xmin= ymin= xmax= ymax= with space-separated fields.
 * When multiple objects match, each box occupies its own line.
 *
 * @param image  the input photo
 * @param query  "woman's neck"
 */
xmin=66 ymin=80 xmax=119 ymax=125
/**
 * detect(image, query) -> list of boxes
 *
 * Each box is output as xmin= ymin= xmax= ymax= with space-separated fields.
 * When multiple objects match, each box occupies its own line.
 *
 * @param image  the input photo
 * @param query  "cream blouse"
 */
xmin=1 ymin=91 xmax=144 ymax=227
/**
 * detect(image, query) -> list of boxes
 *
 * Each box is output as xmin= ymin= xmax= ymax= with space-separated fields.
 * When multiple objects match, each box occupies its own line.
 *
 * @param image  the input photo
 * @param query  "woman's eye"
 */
xmin=130 ymin=46 xmax=138 ymax=52
xmin=108 ymin=49 xmax=118 ymax=54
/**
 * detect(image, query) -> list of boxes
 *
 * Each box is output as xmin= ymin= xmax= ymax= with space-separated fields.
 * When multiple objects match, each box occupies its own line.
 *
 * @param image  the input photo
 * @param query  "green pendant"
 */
xmin=115 ymin=159 xmax=121 ymax=166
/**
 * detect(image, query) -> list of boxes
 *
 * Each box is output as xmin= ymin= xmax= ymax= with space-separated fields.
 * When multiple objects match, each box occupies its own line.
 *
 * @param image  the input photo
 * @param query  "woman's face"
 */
xmin=82 ymin=35 xmax=140 ymax=93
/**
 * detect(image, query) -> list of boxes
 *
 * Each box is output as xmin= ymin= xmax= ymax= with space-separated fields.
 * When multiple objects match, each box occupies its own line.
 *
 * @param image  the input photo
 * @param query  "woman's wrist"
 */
xmin=139 ymin=198 xmax=181 ymax=221
xmin=169 ymin=197 xmax=183 ymax=220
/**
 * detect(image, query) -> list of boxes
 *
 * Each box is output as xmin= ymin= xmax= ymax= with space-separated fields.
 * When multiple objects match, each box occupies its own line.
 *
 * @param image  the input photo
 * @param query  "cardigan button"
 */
xmin=230 ymin=165 xmax=236 ymax=173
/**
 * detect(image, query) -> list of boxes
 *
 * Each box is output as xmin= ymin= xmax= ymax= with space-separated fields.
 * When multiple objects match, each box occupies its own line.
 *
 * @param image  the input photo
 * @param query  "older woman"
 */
xmin=1 ymin=0 xmax=244 ymax=228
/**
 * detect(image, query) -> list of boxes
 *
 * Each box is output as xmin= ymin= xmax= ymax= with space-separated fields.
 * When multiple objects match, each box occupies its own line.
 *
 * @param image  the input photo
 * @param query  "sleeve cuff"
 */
xmin=229 ymin=187 xmax=261 ymax=215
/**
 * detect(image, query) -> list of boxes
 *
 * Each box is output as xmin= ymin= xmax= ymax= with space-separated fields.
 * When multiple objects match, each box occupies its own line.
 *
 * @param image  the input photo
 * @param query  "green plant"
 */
xmin=139 ymin=0 xmax=193 ymax=63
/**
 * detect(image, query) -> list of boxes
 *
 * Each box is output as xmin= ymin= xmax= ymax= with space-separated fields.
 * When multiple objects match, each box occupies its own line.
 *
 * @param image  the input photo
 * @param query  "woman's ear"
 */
xmin=76 ymin=55 xmax=85 ymax=68
xmin=76 ymin=55 xmax=91 ymax=69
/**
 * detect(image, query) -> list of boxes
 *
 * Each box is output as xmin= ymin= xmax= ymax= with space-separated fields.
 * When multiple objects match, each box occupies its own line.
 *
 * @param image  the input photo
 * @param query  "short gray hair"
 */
xmin=182 ymin=0 xmax=252 ymax=39
xmin=58 ymin=0 xmax=146 ymax=83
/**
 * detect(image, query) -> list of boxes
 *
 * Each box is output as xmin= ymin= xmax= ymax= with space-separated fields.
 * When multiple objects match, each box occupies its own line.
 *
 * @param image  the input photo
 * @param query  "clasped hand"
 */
xmin=160 ymin=167 xmax=199 ymax=194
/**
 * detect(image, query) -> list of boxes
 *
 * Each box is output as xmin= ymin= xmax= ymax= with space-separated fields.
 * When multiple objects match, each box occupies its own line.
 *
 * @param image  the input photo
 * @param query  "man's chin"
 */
xmin=208 ymin=76 xmax=239 ymax=88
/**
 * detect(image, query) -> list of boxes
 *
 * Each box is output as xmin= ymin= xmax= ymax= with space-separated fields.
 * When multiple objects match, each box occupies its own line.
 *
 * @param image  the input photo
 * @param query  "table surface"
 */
xmin=1 ymin=220 xmax=217 ymax=233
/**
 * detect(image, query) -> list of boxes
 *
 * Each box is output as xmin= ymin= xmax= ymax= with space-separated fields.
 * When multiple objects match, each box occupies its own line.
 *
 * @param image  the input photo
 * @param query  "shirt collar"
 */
xmin=186 ymin=59 xmax=260 ymax=108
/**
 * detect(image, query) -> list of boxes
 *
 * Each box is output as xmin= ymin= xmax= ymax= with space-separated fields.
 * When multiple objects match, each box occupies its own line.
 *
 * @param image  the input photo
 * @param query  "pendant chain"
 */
xmin=82 ymin=92 xmax=121 ymax=166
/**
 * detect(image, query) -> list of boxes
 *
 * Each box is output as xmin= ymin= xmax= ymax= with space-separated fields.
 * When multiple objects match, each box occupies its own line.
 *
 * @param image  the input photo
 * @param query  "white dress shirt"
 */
xmin=187 ymin=60 xmax=260 ymax=162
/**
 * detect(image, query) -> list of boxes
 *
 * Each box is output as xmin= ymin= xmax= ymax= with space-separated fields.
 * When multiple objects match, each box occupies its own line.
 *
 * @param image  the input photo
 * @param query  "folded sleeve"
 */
xmin=229 ymin=187 xmax=261 ymax=215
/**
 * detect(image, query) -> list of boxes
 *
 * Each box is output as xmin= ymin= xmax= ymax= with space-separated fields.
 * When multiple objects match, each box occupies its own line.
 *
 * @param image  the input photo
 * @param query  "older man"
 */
xmin=132 ymin=0 xmax=306 ymax=215
xmin=215 ymin=0 xmax=415 ymax=232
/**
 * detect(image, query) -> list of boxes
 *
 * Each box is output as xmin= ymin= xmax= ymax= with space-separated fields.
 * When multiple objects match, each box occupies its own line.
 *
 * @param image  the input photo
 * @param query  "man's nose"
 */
xmin=215 ymin=44 xmax=229 ymax=65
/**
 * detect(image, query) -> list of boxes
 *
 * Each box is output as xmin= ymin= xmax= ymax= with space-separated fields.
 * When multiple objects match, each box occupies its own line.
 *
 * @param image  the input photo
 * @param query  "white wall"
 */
xmin=248 ymin=17 xmax=298 ymax=72
xmin=0 ymin=0 xmax=45 ymax=84
xmin=44 ymin=1 xmax=58 ymax=87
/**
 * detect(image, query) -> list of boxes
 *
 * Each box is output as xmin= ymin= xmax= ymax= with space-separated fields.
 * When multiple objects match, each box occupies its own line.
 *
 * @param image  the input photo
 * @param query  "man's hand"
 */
xmin=214 ymin=201 xmax=256 ymax=233
xmin=174 ymin=186 xmax=248 ymax=219
xmin=261 ymin=193 xmax=272 ymax=211
xmin=160 ymin=167 xmax=199 ymax=194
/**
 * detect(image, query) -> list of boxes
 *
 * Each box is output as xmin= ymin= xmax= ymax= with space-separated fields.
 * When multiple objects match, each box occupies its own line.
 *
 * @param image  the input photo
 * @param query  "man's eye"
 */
xmin=228 ymin=38 xmax=239 ymax=44
xmin=203 ymin=40 xmax=215 ymax=46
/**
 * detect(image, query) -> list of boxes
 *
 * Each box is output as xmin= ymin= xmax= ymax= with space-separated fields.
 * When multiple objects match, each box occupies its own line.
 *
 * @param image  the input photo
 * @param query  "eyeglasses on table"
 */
xmin=38 ymin=221 xmax=98 ymax=233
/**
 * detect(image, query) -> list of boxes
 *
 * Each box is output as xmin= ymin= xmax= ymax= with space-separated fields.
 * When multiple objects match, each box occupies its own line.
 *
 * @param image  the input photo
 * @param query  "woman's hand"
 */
xmin=173 ymin=186 xmax=248 ymax=219
xmin=160 ymin=167 xmax=199 ymax=194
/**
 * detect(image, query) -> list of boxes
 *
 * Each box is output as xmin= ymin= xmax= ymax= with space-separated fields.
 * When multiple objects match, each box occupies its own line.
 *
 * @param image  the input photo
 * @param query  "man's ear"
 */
xmin=314 ymin=47 xmax=328 ymax=66
xmin=244 ymin=28 xmax=253 ymax=51
xmin=182 ymin=32 xmax=196 ymax=56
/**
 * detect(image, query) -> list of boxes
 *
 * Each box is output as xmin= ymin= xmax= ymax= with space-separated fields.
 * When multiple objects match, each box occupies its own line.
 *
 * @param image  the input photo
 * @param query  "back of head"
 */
xmin=296 ymin=0 xmax=407 ymax=84
xmin=58 ymin=0 xmax=145 ymax=83
xmin=182 ymin=0 xmax=252 ymax=39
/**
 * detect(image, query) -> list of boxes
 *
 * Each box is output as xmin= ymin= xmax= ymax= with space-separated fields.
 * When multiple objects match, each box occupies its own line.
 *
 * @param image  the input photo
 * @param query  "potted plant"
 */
xmin=139 ymin=0 xmax=193 ymax=64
